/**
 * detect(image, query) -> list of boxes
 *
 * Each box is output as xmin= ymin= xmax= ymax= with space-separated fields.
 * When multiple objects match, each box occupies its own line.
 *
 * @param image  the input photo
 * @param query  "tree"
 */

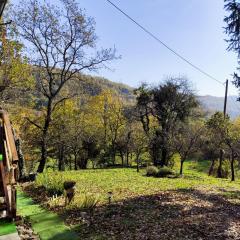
xmin=86 ymin=90 xmax=126 ymax=165
xmin=206 ymin=112 xmax=240 ymax=181
xmin=135 ymin=78 xmax=198 ymax=167
xmin=10 ymin=0 xmax=116 ymax=172
xmin=0 ymin=23 xmax=33 ymax=104
xmin=201 ymin=132 xmax=221 ymax=176
xmin=224 ymin=0 xmax=240 ymax=99
xmin=206 ymin=112 xmax=228 ymax=178
xmin=173 ymin=121 xmax=204 ymax=175
xmin=48 ymin=100 xmax=76 ymax=171
xmin=131 ymin=123 xmax=148 ymax=172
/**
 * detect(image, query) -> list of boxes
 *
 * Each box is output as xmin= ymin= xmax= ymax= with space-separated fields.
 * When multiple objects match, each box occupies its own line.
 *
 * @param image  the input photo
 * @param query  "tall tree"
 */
xmin=224 ymin=0 xmax=240 ymax=98
xmin=135 ymin=78 xmax=198 ymax=167
xmin=206 ymin=112 xmax=228 ymax=178
xmin=9 ymin=0 xmax=116 ymax=172
xmin=205 ymin=111 xmax=240 ymax=180
xmin=86 ymin=90 xmax=125 ymax=165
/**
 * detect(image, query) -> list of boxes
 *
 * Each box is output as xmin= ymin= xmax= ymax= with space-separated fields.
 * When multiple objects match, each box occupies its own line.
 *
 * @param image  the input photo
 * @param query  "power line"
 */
xmin=105 ymin=0 xmax=225 ymax=86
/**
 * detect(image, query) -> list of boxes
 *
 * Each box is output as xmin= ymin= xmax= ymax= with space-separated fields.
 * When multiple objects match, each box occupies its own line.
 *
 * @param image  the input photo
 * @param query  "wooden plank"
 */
xmin=4 ymin=124 xmax=12 ymax=165
xmin=0 ymin=156 xmax=10 ymax=217
xmin=3 ymin=140 xmax=10 ymax=172
xmin=11 ymin=186 xmax=16 ymax=219
xmin=0 ymin=110 xmax=18 ymax=220
xmin=0 ymin=110 xmax=18 ymax=163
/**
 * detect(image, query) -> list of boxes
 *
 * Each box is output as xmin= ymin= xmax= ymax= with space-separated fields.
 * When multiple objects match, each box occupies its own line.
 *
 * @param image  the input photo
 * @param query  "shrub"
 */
xmin=146 ymin=166 xmax=159 ymax=177
xmin=68 ymin=193 xmax=99 ymax=210
xmin=35 ymin=171 xmax=73 ymax=195
xmin=156 ymin=167 xmax=175 ymax=178
xmin=47 ymin=195 xmax=65 ymax=209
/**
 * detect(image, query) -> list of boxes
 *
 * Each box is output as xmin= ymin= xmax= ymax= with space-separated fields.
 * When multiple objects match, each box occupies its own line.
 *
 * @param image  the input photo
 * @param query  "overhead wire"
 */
xmin=105 ymin=0 xmax=240 ymax=116
xmin=105 ymin=0 xmax=225 ymax=86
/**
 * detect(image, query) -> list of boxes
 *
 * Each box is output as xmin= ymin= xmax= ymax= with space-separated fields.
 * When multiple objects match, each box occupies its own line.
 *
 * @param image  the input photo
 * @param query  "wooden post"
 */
xmin=0 ymin=154 xmax=11 ymax=217
xmin=223 ymin=79 xmax=229 ymax=118
xmin=218 ymin=80 xmax=229 ymax=178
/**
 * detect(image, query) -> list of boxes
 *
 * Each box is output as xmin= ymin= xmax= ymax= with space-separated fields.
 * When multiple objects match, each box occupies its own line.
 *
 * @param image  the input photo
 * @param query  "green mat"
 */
xmin=0 ymin=220 xmax=17 ymax=236
xmin=17 ymin=190 xmax=79 ymax=240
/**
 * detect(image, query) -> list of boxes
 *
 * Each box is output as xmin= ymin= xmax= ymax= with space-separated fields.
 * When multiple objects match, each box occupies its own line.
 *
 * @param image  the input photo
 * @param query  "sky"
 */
xmin=67 ymin=0 xmax=239 ymax=97
xmin=11 ymin=0 xmax=239 ymax=97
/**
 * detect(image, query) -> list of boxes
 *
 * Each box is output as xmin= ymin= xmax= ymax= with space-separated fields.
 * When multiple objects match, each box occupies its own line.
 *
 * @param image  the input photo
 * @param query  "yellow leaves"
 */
xmin=84 ymin=89 xmax=126 ymax=141
xmin=0 ymin=36 xmax=34 ymax=90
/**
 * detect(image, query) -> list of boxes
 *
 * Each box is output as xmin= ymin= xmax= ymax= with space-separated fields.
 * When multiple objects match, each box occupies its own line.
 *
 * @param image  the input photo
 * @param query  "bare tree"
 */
xmin=10 ymin=0 xmax=116 ymax=172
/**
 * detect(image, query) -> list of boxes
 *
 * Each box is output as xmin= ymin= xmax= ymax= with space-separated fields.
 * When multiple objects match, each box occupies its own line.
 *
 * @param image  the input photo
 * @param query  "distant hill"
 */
xmin=76 ymin=76 xmax=240 ymax=118
xmin=198 ymin=95 xmax=240 ymax=119
xmin=33 ymin=72 xmax=240 ymax=118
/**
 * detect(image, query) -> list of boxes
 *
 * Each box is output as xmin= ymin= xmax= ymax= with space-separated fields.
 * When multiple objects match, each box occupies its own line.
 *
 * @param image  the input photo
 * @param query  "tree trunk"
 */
xmin=231 ymin=152 xmax=235 ymax=181
xmin=126 ymin=151 xmax=129 ymax=166
xmin=15 ymin=138 xmax=26 ymax=180
xmin=136 ymin=153 xmax=140 ymax=173
xmin=160 ymin=147 xmax=167 ymax=167
xmin=180 ymin=160 xmax=184 ymax=175
xmin=120 ymin=152 xmax=124 ymax=167
xmin=37 ymin=133 xmax=47 ymax=173
xmin=37 ymin=98 xmax=52 ymax=173
xmin=208 ymin=159 xmax=215 ymax=176
xmin=58 ymin=146 xmax=65 ymax=171
xmin=151 ymin=143 xmax=158 ymax=166
xmin=74 ymin=152 xmax=77 ymax=170
xmin=217 ymin=149 xmax=224 ymax=178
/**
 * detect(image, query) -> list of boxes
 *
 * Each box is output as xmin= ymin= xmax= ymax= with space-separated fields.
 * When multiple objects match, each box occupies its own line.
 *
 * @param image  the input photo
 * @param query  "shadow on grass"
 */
xmin=67 ymin=189 xmax=240 ymax=240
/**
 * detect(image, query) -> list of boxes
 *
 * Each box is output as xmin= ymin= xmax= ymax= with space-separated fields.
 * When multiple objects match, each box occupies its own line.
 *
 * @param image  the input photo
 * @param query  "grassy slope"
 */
xmin=31 ymin=161 xmax=240 ymax=239
xmin=35 ymin=160 xmax=240 ymax=205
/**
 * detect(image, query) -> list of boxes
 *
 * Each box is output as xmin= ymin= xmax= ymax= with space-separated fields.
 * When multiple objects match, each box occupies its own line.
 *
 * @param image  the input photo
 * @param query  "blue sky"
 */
xmin=11 ymin=0 xmax=239 ymax=97
xmin=71 ymin=0 xmax=238 ymax=97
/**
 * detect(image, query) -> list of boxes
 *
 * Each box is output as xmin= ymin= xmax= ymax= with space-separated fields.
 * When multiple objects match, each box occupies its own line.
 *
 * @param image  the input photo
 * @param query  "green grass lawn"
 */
xmin=17 ymin=190 xmax=79 ymax=240
xmin=35 ymin=160 xmax=240 ymax=205
xmin=28 ymin=160 xmax=240 ymax=239
xmin=0 ymin=220 xmax=17 ymax=236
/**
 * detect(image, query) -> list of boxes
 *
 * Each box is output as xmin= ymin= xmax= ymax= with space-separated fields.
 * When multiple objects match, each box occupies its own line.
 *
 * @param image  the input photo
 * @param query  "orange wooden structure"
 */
xmin=0 ymin=110 xmax=19 ymax=220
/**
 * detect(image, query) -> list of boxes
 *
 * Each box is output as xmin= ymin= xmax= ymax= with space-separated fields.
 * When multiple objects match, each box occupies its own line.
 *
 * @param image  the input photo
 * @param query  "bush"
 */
xmin=47 ymin=195 xmax=65 ymax=209
xmin=35 ymin=171 xmax=74 ymax=195
xmin=146 ymin=166 xmax=159 ymax=177
xmin=68 ymin=193 xmax=99 ymax=210
xmin=156 ymin=167 xmax=175 ymax=178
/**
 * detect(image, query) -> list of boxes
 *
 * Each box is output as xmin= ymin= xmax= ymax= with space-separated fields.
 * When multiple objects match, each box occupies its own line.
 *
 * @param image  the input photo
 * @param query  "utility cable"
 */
xmin=105 ymin=0 xmax=225 ymax=86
